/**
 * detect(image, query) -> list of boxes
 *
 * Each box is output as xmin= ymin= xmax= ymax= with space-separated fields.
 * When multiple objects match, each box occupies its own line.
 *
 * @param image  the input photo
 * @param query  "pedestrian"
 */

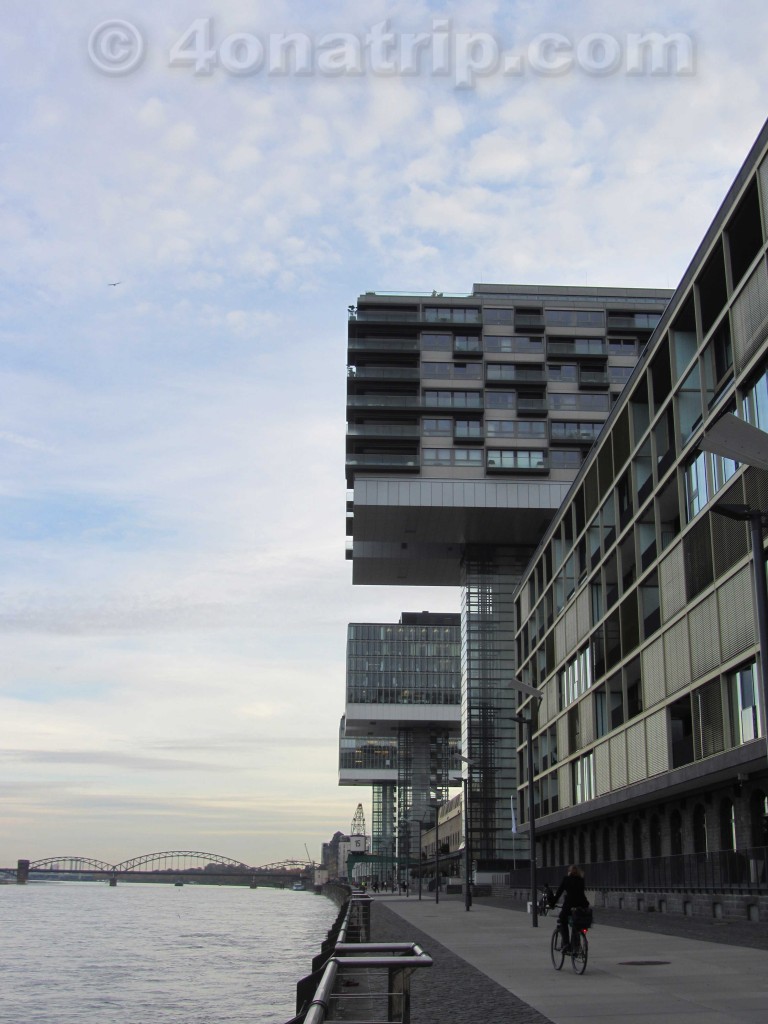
xmin=553 ymin=865 xmax=589 ymax=952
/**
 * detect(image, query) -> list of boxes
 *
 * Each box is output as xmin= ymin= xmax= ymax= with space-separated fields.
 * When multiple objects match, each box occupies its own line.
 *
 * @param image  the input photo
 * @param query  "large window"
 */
xmin=487 ymin=420 xmax=546 ymax=439
xmin=727 ymin=662 xmax=762 ymax=744
xmin=487 ymin=449 xmax=546 ymax=470
xmin=424 ymin=306 xmax=482 ymax=323
xmin=560 ymin=645 xmax=592 ymax=709
xmin=423 ymin=390 xmax=483 ymax=408
xmin=423 ymin=448 xmax=483 ymax=467
xmin=571 ymin=752 xmax=595 ymax=804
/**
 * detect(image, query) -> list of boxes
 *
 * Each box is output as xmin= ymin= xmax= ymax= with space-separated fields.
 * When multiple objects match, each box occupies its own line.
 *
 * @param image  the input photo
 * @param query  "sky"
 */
xmin=1 ymin=0 xmax=768 ymax=869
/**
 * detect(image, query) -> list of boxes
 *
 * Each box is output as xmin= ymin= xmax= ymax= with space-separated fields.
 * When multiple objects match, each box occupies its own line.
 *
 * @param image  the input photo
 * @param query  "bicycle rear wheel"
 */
xmin=550 ymin=927 xmax=565 ymax=970
xmin=571 ymin=931 xmax=588 ymax=974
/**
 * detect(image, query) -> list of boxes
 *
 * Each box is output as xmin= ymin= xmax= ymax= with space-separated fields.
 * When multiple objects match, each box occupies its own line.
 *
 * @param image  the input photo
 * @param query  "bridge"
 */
xmin=10 ymin=851 xmax=314 ymax=887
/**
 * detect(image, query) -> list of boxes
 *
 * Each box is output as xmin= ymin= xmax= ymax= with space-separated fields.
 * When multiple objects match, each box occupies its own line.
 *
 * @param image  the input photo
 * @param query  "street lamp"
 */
xmin=430 ymin=794 xmax=442 ymax=904
xmin=460 ymin=755 xmax=476 ymax=911
xmin=510 ymin=678 xmax=543 ymax=928
xmin=699 ymin=414 xmax=768 ymax=745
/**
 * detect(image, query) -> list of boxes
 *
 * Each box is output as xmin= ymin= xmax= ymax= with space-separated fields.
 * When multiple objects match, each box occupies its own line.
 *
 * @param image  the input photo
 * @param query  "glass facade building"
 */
xmin=339 ymin=612 xmax=461 ymax=885
xmin=345 ymin=283 xmax=671 ymax=866
xmin=513 ymin=120 xmax=768 ymax=881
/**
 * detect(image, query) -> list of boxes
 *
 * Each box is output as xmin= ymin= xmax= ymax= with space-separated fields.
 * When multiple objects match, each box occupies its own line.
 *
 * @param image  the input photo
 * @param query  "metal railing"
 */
xmin=290 ymin=892 xmax=433 ymax=1024
xmin=510 ymin=846 xmax=768 ymax=894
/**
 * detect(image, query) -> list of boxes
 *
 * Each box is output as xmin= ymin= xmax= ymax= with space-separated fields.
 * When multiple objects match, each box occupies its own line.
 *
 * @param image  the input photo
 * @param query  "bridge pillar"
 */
xmin=17 ymin=859 xmax=30 ymax=884
xmin=109 ymin=873 xmax=118 ymax=886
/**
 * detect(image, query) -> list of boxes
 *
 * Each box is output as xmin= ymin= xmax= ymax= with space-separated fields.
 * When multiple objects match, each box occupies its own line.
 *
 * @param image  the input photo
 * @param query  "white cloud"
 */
xmin=2 ymin=0 xmax=768 ymax=865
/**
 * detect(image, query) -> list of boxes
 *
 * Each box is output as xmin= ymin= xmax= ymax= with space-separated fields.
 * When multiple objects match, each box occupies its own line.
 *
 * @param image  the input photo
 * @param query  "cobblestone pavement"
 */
xmin=371 ymin=901 xmax=554 ymax=1024
xmin=479 ymin=895 xmax=768 ymax=951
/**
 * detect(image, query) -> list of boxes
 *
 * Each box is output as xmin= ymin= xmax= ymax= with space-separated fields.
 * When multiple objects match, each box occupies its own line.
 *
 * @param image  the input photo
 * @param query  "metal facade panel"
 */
xmin=718 ymin=565 xmax=756 ymax=660
xmin=689 ymin=593 xmax=721 ymax=679
xmin=663 ymin=619 xmax=691 ymax=694
xmin=555 ymin=617 xmax=566 ymax=665
xmin=731 ymin=254 xmax=768 ymax=370
xmin=659 ymin=544 xmax=686 ymax=621
xmin=576 ymin=589 xmax=591 ymax=643
xmin=645 ymin=708 xmax=669 ymax=777
xmin=595 ymin=739 xmax=611 ymax=796
xmin=565 ymin=604 xmax=578 ymax=651
xmin=641 ymin=635 xmax=666 ymax=707
xmin=626 ymin=720 xmax=647 ymax=784
xmin=558 ymin=764 xmax=572 ymax=810
xmin=581 ymin=694 xmax=595 ymax=746
xmin=609 ymin=733 xmax=627 ymax=789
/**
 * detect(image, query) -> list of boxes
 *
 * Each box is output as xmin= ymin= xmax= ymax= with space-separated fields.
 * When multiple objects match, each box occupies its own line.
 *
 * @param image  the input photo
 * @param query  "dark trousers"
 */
xmin=558 ymin=906 xmax=574 ymax=948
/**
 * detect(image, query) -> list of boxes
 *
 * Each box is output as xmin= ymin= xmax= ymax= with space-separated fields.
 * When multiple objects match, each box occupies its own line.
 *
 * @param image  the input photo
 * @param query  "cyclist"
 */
xmin=553 ymin=865 xmax=590 ymax=953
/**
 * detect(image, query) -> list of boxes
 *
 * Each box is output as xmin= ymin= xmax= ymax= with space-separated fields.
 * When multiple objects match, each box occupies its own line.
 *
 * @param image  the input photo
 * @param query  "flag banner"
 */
xmin=510 ymin=795 xmax=518 ymax=834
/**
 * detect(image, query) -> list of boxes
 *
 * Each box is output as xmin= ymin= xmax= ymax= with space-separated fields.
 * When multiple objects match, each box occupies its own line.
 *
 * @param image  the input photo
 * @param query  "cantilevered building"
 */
xmin=512 ymin=120 xmax=768 ymax=910
xmin=339 ymin=612 xmax=461 ymax=883
xmin=345 ymin=284 xmax=672 ymax=867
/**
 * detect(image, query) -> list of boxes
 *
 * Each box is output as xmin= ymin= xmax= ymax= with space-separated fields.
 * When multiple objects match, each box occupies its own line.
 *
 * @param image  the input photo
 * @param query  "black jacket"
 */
xmin=554 ymin=874 xmax=589 ymax=908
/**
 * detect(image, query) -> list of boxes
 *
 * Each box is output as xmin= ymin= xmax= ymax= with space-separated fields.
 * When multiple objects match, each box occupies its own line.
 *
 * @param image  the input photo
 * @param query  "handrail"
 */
xmin=291 ymin=894 xmax=433 ymax=1024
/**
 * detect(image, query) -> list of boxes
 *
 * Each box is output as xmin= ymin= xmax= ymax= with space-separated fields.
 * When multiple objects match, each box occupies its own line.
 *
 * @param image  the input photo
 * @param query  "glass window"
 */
xmin=485 ymin=391 xmax=516 ymax=409
xmin=422 ymin=417 xmax=452 ymax=435
xmin=487 ymin=449 xmax=546 ymax=470
xmin=483 ymin=307 xmax=514 ymax=325
xmin=683 ymin=451 xmax=708 ymax=521
xmin=728 ymin=663 xmax=762 ymax=744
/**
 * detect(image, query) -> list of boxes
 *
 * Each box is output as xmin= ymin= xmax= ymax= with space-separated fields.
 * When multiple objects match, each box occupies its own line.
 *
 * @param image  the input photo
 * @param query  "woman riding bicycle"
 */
xmin=553 ymin=865 xmax=589 ymax=952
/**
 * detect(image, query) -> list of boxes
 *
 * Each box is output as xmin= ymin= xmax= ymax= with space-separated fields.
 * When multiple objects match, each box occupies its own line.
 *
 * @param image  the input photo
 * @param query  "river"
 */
xmin=0 ymin=880 xmax=337 ymax=1024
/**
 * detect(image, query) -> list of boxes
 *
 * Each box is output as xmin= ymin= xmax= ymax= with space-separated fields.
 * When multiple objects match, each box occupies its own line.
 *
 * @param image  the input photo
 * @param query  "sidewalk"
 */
xmin=371 ymin=894 xmax=768 ymax=1024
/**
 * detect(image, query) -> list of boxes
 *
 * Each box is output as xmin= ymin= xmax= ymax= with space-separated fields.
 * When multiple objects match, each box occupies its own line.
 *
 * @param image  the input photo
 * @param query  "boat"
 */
xmin=292 ymin=881 xmax=306 ymax=891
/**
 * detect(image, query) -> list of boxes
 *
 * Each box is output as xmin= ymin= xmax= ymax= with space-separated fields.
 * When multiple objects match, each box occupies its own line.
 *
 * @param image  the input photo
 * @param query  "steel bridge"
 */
xmin=12 ymin=851 xmax=312 ymax=886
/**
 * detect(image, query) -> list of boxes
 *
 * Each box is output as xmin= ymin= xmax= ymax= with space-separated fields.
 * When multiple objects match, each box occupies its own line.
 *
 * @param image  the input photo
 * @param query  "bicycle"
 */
xmin=536 ymin=884 xmax=556 ymax=917
xmin=550 ymin=905 xmax=590 ymax=974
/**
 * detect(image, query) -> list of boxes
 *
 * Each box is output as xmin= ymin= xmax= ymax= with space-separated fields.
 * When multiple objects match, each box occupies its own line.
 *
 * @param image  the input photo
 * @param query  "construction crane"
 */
xmin=351 ymin=803 xmax=366 ymax=835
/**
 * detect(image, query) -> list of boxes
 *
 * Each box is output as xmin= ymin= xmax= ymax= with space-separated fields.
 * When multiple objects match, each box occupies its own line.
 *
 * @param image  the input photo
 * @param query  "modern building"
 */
xmin=345 ymin=283 xmax=671 ymax=868
xmin=338 ymin=612 xmax=461 ymax=885
xmin=513 ymin=120 xmax=768 ymax=909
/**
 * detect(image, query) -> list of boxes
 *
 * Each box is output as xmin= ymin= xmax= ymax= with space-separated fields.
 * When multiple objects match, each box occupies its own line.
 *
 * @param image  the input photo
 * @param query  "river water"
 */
xmin=0 ymin=880 xmax=337 ymax=1024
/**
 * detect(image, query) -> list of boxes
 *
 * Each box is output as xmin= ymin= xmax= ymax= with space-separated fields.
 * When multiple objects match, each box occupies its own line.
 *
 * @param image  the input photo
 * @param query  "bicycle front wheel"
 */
xmin=571 ymin=931 xmax=588 ymax=974
xmin=551 ymin=927 xmax=565 ymax=970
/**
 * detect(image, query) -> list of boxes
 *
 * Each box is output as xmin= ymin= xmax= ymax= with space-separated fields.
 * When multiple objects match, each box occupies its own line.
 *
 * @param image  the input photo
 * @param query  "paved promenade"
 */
xmin=370 ymin=894 xmax=768 ymax=1024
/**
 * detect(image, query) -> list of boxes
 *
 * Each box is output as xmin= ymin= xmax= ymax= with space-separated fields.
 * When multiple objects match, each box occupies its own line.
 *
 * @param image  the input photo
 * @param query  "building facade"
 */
xmin=346 ymin=283 xmax=671 ymax=865
xmin=513 ymin=120 xmax=768 ymax=902
xmin=338 ymin=612 xmax=461 ymax=884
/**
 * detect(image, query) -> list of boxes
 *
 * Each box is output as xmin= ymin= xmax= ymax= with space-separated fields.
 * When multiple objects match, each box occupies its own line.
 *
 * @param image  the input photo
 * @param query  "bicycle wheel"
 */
xmin=571 ymin=931 xmax=588 ymax=974
xmin=550 ymin=927 xmax=565 ymax=970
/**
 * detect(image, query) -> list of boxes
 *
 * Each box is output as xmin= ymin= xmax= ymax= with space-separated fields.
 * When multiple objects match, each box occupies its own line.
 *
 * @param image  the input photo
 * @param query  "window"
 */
xmin=551 ymin=449 xmax=583 ymax=469
xmin=571 ymin=752 xmax=595 ymax=804
xmin=423 ymin=448 xmax=482 ymax=466
xmin=422 ymin=417 xmax=452 ymax=435
xmin=548 ymin=363 xmax=578 ymax=382
xmin=485 ymin=391 xmax=516 ymax=409
xmin=727 ymin=662 xmax=762 ymax=744
xmin=454 ymin=335 xmax=483 ymax=354
xmin=485 ymin=335 xmax=543 ymax=354
xmin=486 ymin=449 xmax=546 ymax=470
xmin=424 ymin=306 xmax=482 ymax=323
xmin=560 ymin=645 xmax=592 ymax=708
xmin=422 ymin=361 xmax=482 ymax=380
xmin=545 ymin=309 xmax=605 ymax=328
xmin=420 ymin=332 xmax=452 ymax=350
xmin=550 ymin=393 xmax=610 ymax=412
xmin=551 ymin=421 xmax=603 ymax=443
xmin=423 ymin=390 xmax=483 ymax=408
xmin=454 ymin=420 xmax=483 ymax=439
xmin=483 ymin=307 xmax=514 ymax=325
xmin=683 ymin=451 xmax=708 ymax=521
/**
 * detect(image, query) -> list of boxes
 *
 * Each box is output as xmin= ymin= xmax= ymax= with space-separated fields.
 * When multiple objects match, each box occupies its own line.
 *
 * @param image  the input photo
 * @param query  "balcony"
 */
xmin=514 ymin=314 xmax=545 ymax=329
xmin=347 ymin=395 xmax=422 ymax=409
xmin=348 ymin=337 xmax=420 ymax=353
xmin=348 ymin=366 xmax=421 ymax=381
xmin=578 ymin=369 xmax=610 ymax=388
xmin=485 ymin=366 xmax=548 ymax=387
xmin=347 ymin=424 xmax=420 ymax=439
xmin=345 ymin=453 xmax=420 ymax=472
xmin=548 ymin=341 xmax=608 ymax=358
xmin=516 ymin=396 xmax=549 ymax=415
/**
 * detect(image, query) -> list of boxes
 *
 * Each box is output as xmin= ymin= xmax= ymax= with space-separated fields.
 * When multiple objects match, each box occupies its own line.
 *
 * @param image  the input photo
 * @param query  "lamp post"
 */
xmin=460 ymin=755 xmax=476 ymax=911
xmin=430 ymin=796 xmax=442 ymax=904
xmin=417 ymin=818 xmax=423 ymax=900
xmin=510 ymin=677 xmax=543 ymax=929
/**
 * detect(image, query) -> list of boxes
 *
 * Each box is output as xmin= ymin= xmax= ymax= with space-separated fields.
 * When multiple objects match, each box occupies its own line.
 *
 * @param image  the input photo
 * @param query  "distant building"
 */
xmin=339 ymin=611 xmax=461 ymax=883
xmin=345 ymin=283 xmax=671 ymax=865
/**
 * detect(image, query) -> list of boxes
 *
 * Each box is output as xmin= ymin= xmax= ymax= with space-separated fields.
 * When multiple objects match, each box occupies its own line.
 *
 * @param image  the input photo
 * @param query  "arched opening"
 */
xmin=617 ymin=823 xmax=626 ymax=860
xmin=693 ymin=804 xmax=708 ymax=853
xmin=750 ymin=790 xmax=768 ymax=847
xmin=578 ymin=831 xmax=586 ymax=864
xmin=671 ymin=809 xmax=683 ymax=856
xmin=719 ymin=798 xmax=736 ymax=851
xmin=650 ymin=814 xmax=662 ymax=858
xmin=590 ymin=827 xmax=598 ymax=863
xmin=602 ymin=826 xmax=611 ymax=862
xmin=568 ymin=833 xmax=575 ymax=864
xmin=632 ymin=818 xmax=643 ymax=859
